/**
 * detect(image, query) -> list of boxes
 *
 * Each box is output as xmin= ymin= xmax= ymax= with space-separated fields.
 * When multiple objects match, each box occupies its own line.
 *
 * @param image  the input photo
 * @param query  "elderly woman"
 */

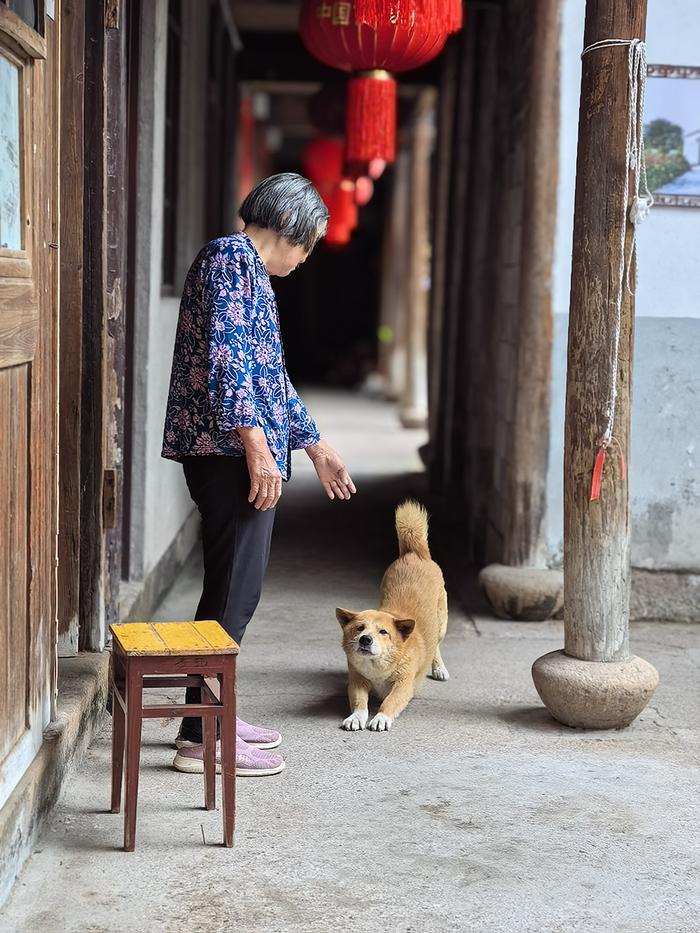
xmin=162 ymin=173 xmax=356 ymax=777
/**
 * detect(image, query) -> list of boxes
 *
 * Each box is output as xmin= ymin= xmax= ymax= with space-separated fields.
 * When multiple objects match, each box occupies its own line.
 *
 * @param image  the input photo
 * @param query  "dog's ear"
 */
xmin=393 ymin=618 xmax=416 ymax=640
xmin=336 ymin=607 xmax=357 ymax=627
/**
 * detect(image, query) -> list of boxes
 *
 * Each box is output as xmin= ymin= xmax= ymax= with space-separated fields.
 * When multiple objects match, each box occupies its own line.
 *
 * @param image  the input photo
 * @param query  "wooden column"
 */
xmin=427 ymin=41 xmax=458 ymax=450
xmin=80 ymin=0 xmax=127 ymax=649
xmin=58 ymin=0 xmax=85 ymax=657
xmin=377 ymin=148 xmax=410 ymax=402
xmin=434 ymin=21 xmax=476 ymax=486
xmin=400 ymin=88 xmax=436 ymax=430
xmin=80 ymin=0 xmax=107 ymax=650
xmin=479 ymin=0 xmax=564 ymax=621
xmin=532 ymin=0 xmax=658 ymax=729
xmin=504 ymin=0 xmax=559 ymax=571
xmin=103 ymin=0 xmax=128 ymax=633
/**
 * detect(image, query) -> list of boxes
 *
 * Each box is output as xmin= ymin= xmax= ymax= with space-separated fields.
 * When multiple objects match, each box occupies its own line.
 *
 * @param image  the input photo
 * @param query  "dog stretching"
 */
xmin=336 ymin=500 xmax=449 ymax=732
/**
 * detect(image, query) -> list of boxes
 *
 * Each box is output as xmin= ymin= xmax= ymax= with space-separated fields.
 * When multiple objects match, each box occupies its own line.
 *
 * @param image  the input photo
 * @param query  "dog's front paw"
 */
xmin=368 ymin=712 xmax=393 ymax=732
xmin=342 ymin=709 xmax=368 ymax=731
xmin=431 ymin=662 xmax=450 ymax=681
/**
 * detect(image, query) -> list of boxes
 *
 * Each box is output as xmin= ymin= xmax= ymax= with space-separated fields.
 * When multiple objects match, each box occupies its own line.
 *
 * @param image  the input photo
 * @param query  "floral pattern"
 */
xmin=162 ymin=232 xmax=320 ymax=479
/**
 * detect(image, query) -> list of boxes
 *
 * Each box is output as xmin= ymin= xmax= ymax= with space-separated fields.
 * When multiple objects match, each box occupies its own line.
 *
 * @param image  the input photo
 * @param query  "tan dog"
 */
xmin=336 ymin=500 xmax=448 ymax=732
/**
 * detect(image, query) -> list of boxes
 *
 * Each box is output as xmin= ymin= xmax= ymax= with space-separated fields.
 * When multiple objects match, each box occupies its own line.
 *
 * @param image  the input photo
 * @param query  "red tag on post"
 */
xmin=590 ymin=447 xmax=607 ymax=501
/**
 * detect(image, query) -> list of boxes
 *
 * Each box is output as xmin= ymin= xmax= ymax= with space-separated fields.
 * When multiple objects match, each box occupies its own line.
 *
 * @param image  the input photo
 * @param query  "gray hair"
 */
xmin=239 ymin=173 xmax=328 ymax=252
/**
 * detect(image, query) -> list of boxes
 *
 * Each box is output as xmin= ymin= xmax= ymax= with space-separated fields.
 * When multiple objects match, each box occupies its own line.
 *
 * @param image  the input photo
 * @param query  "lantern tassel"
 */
xmin=346 ymin=72 xmax=397 ymax=167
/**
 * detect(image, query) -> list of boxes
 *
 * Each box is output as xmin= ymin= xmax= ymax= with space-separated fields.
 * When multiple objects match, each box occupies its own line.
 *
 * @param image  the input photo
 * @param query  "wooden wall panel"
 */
xmin=0 ymin=365 xmax=29 ymax=762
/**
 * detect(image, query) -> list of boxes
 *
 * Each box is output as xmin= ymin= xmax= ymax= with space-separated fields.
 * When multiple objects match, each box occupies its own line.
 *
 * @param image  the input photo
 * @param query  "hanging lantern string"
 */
xmin=580 ymin=38 xmax=654 ymax=501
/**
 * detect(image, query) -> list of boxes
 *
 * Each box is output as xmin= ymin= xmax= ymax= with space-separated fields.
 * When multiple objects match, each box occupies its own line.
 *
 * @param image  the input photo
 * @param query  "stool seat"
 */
xmin=111 ymin=620 xmax=239 ymax=656
xmin=109 ymin=619 xmax=238 ymax=850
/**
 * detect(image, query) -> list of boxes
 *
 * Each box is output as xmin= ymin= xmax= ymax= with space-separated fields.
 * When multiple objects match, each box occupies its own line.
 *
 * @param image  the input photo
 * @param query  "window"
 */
xmin=161 ymin=0 xmax=181 ymax=288
xmin=0 ymin=53 xmax=21 ymax=250
xmin=0 ymin=0 xmax=39 ymax=32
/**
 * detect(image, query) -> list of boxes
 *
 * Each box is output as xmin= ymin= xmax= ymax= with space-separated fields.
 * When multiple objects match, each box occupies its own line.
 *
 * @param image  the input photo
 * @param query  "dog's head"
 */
xmin=335 ymin=608 xmax=415 ymax=662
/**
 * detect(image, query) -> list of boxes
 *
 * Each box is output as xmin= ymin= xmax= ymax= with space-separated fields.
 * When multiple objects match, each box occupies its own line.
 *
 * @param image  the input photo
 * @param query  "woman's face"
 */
xmin=268 ymin=238 xmax=310 ymax=278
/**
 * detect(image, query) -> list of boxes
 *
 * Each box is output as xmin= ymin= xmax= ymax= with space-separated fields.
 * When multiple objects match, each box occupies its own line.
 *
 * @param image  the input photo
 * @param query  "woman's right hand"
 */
xmin=237 ymin=427 xmax=283 ymax=511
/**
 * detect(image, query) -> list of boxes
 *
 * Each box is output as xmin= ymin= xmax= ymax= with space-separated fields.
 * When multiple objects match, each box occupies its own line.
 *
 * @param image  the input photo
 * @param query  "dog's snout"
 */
xmin=359 ymin=634 xmax=373 ymax=648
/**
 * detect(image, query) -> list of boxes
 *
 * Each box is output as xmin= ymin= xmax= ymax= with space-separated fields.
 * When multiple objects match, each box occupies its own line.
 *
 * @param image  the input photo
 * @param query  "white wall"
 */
xmin=546 ymin=0 xmax=700 ymax=571
xmin=130 ymin=0 xmax=202 ymax=582
xmin=554 ymin=0 xmax=700 ymax=322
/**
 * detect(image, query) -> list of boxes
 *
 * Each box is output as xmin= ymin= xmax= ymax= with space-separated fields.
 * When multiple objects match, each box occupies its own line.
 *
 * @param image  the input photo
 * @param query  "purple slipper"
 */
xmin=175 ymin=717 xmax=282 ymax=750
xmin=235 ymin=716 xmax=282 ymax=749
xmin=173 ymin=736 xmax=285 ymax=777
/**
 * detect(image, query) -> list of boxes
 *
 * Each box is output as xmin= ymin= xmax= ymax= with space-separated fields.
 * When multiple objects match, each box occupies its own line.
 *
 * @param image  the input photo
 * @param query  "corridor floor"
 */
xmin=2 ymin=392 xmax=699 ymax=933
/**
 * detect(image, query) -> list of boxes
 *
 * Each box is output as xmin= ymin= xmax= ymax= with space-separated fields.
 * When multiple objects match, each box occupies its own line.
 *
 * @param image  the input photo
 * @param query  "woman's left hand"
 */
xmin=306 ymin=441 xmax=357 ymax=501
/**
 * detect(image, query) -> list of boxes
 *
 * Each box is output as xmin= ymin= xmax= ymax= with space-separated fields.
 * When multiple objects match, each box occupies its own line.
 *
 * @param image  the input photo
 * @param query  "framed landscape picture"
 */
xmin=644 ymin=64 xmax=700 ymax=207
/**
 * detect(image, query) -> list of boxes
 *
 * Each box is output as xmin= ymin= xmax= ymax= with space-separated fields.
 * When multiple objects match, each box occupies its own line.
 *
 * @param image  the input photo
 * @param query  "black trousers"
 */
xmin=179 ymin=455 xmax=276 ymax=742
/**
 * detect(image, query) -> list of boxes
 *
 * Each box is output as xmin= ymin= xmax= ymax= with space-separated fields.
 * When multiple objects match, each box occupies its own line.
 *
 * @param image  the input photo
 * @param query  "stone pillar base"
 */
xmin=531 ymin=650 xmax=659 ymax=729
xmin=479 ymin=564 xmax=564 ymax=621
xmin=399 ymin=407 xmax=428 ymax=430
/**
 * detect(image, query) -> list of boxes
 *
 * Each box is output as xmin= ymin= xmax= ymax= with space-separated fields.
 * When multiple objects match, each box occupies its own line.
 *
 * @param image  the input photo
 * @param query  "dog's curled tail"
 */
xmin=395 ymin=500 xmax=431 ymax=561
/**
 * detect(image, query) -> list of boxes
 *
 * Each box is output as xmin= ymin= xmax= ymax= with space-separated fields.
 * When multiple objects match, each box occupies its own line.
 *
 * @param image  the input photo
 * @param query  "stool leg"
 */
xmin=110 ymin=671 xmax=126 ymax=813
xmin=220 ymin=661 xmax=236 ymax=847
xmin=202 ymin=682 xmax=216 ymax=812
xmin=124 ymin=662 xmax=143 ymax=852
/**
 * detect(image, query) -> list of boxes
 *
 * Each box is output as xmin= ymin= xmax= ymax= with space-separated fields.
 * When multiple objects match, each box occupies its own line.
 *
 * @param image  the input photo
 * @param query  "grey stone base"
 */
xmin=479 ymin=564 xmax=564 ymax=621
xmin=630 ymin=569 xmax=700 ymax=623
xmin=399 ymin=407 xmax=428 ymax=430
xmin=0 ymin=654 xmax=109 ymax=907
xmin=531 ymin=650 xmax=659 ymax=729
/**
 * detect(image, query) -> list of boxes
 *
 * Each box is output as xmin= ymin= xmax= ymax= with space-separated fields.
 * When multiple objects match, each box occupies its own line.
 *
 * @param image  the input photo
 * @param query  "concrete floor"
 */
xmin=2 ymin=392 xmax=699 ymax=933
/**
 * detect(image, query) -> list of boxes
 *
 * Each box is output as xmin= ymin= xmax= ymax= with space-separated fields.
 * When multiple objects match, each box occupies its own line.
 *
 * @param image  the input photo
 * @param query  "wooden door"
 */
xmin=0 ymin=4 xmax=58 ymax=809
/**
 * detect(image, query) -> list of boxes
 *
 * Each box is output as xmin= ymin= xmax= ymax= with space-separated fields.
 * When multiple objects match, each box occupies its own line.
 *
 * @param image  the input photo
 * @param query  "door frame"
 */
xmin=0 ymin=2 xmax=58 ymax=810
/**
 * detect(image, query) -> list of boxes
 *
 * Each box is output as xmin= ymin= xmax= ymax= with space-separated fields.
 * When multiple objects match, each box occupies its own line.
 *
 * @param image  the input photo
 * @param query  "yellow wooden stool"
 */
xmin=109 ymin=620 xmax=239 ymax=850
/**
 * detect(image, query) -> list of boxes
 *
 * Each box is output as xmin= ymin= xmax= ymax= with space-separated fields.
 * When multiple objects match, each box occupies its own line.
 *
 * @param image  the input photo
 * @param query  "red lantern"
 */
xmin=368 ymin=157 xmax=387 ymax=180
xmin=325 ymin=180 xmax=359 ymax=247
xmin=302 ymin=136 xmax=345 ymax=199
xmin=354 ymin=176 xmax=374 ymax=207
xmin=303 ymin=138 xmax=359 ymax=248
xmin=299 ymin=1 xmax=463 ymax=167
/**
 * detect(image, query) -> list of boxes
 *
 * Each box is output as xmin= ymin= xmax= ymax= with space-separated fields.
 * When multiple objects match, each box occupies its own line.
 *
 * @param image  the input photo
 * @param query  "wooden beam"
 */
xmin=233 ymin=2 xmax=299 ymax=34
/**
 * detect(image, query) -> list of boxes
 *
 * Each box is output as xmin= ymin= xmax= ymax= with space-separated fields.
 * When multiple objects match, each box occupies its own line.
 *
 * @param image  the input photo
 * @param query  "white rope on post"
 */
xmin=579 ymin=38 xmax=654 ymax=499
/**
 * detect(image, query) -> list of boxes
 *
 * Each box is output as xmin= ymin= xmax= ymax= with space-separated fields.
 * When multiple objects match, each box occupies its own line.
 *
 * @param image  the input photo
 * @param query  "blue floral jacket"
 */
xmin=161 ymin=232 xmax=320 ymax=479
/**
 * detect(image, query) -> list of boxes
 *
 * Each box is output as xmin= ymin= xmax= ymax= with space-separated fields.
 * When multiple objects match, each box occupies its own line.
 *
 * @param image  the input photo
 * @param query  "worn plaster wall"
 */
xmin=546 ymin=0 xmax=700 ymax=603
xmin=128 ymin=0 xmax=204 ymax=592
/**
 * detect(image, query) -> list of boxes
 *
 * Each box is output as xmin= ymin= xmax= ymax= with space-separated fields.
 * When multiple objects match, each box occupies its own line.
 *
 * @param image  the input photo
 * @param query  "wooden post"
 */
xmin=400 ymin=88 xmax=436 ymax=430
xmin=479 ymin=0 xmax=564 ymax=621
xmin=80 ymin=0 xmax=107 ymax=650
xmin=377 ymin=148 xmax=410 ymax=402
xmin=427 ymin=41 xmax=458 ymax=450
xmin=532 ymin=0 xmax=658 ymax=729
xmin=79 ymin=0 xmax=127 ymax=649
xmin=504 ymin=0 xmax=559 ymax=571
xmin=103 ymin=0 xmax=128 ymax=632
xmin=58 ymin=0 xmax=85 ymax=657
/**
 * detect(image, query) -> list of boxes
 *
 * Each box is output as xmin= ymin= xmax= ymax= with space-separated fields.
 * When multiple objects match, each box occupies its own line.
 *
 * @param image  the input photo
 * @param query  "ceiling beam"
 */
xmin=233 ymin=2 xmax=300 ymax=33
